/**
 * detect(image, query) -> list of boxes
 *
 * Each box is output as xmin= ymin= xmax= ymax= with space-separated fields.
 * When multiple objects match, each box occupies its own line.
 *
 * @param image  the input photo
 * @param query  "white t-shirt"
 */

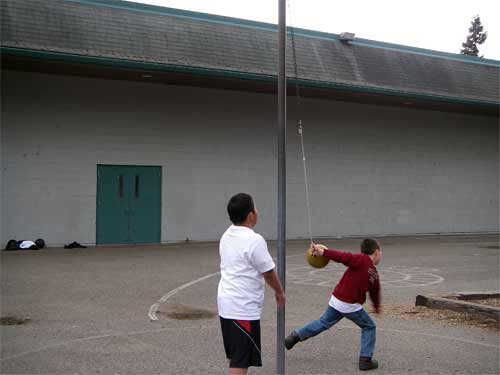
xmin=19 ymin=241 xmax=35 ymax=249
xmin=329 ymin=295 xmax=362 ymax=313
xmin=217 ymin=225 xmax=275 ymax=320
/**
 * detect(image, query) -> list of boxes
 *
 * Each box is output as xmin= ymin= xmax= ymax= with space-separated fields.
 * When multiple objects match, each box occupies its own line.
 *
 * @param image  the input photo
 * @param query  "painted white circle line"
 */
xmin=148 ymin=255 xmax=444 ymax=321
xmin=148 ymin=271 xmax=220 ymax=321
xmin=148 ymin=252 xmax=307 ymax=321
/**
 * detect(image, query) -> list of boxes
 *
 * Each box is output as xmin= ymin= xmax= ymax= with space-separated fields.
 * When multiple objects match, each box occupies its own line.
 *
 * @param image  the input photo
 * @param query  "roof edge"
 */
xmin=2 ymin=46 xmax=499 ymax=109
xmin=64 ymin=0 xmax=500 ymax=67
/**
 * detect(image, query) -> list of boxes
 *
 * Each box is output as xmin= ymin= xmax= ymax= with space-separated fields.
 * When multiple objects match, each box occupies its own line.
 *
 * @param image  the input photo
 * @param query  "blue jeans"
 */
xmin=295 ymin=305 xmax=376 ymax=358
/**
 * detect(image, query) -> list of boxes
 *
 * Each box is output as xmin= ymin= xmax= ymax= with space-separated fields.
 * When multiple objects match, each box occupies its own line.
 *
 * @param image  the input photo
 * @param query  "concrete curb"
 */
xmin=415 ymin=291 xmax=500 ymax=321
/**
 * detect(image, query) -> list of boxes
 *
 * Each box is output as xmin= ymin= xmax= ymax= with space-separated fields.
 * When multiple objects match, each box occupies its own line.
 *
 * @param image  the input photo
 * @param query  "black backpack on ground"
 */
xmin=35 ymin=238 xmax=45 ymax=249
xmin=4 ymin=240 xmax=19 ymax=251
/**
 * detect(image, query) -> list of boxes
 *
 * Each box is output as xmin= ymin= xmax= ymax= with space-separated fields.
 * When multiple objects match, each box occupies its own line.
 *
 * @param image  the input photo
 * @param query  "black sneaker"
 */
xmin=359 ymin=357 xmax=378 ymax=371
xmin=284 ymin=331 xmax=300 ymax=350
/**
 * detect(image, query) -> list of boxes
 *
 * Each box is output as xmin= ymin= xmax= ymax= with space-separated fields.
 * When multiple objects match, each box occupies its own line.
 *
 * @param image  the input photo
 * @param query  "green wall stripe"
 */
xmin=2 ymin=46 xmax=498 ymax=108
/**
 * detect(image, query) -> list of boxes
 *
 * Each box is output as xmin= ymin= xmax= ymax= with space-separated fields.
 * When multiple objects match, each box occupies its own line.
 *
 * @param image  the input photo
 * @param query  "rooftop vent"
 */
xmin=340 ymin=32 xmax=355 ymax=43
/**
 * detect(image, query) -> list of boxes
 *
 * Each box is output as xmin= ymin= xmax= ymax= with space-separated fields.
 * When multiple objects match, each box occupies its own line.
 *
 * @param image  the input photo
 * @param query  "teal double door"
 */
xmin=96 ymin=165 xmax=161 ymax=244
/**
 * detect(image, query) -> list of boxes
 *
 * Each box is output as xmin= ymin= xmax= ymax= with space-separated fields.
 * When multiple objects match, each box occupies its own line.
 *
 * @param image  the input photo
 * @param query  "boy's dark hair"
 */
xmin=360 ymin=238 xmax=380 ymax=255
xmin=227 ymin=193 xmax=255 ymax=225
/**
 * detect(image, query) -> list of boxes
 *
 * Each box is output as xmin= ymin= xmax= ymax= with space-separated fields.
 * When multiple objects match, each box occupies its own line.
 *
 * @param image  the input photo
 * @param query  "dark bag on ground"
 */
xmin=64 ymin=241 xmax=86 ymax=249
xmin=5 ymin=239 xmax=18 ymax=250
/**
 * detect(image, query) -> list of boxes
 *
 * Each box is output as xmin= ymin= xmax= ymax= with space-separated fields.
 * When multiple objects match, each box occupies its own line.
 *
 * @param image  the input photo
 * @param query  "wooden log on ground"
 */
xmin=415 ymin=294 xmax=500 ymax=321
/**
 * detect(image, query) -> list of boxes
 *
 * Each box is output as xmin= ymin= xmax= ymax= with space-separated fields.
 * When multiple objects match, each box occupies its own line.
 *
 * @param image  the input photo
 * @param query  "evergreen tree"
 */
xmin=461 ymin=15 xmax=487 ymax=57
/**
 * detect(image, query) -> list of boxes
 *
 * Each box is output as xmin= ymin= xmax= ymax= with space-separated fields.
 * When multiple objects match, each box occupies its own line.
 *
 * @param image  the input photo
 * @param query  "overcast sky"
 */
xmin=131 ymin=0 xmax=499 ymax=60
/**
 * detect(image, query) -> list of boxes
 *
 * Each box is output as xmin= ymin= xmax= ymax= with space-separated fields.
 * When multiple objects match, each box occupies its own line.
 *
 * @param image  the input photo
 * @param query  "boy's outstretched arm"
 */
xmin=311 ymin=244 xmax=361 ymax=268
xmin=263 ymin=269 xmax=286 ymax=308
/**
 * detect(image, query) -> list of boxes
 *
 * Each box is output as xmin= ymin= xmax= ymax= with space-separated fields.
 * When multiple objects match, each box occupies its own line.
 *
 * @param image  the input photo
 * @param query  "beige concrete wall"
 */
xmin=1 ymin=70 xmax=498 ymax=246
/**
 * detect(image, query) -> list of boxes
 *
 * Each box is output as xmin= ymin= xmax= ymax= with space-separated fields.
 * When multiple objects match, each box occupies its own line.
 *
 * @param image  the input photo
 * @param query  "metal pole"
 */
xmin=277 ymin=0 xmax=286 ymax=374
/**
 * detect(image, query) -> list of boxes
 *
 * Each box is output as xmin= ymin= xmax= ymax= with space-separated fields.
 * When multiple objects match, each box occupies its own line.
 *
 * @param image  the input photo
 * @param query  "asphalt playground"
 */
xmin=1 ymin=234 xmax=499 ymax=374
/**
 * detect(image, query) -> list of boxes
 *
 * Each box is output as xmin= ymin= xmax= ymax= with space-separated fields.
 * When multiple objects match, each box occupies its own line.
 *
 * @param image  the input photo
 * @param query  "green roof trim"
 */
xmin=3 ymin=46 xmax=498 ymax=109
xmin=64 ymin=0 xmax=500 ymax=68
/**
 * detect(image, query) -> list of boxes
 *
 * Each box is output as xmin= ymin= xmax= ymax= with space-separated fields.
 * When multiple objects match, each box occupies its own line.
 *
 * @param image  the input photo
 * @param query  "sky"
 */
xmin=130 ymin=0 xmax=499 ymax=60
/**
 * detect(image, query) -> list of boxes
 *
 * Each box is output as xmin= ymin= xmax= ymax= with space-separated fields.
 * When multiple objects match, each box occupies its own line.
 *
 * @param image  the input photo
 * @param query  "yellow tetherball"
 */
xmin=306 ymin=244 xmax=329 ymax=268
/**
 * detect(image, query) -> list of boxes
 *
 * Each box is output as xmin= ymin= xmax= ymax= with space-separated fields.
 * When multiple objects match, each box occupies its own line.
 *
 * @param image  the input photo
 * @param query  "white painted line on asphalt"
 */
xmin=147 ymin=252 xmax=307 ymax=321
xmin=148 ymin=254 xmax=445 ymax=322
xmin=293 ymin=325 xmax=500 ymax=349
xmin=375 ymin=326 xmax=499 ymax=349
xmin=148 ymin=271 xmax=220 ymax=321
xmin=0 ymin=326 xmax=206 ymax=362
xmin=1 ymin=322 xmax=497 ymax=363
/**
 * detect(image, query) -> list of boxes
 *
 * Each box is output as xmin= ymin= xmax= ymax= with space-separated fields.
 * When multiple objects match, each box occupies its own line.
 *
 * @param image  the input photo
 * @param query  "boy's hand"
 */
xmin=310 ymin=243 xmax=324 ymax=256
xmin=275 ymin=291 xmax=286 ymax=308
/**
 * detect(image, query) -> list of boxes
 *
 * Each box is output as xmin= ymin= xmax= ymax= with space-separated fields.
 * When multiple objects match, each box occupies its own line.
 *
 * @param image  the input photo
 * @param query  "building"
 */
xmin=1 ymin=0 xmax=498 ymax=246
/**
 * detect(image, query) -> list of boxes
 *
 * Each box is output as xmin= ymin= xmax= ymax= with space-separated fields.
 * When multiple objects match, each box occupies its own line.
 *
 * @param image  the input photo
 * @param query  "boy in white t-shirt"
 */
xmin=218 ymin=193 xmax=285 ymax=375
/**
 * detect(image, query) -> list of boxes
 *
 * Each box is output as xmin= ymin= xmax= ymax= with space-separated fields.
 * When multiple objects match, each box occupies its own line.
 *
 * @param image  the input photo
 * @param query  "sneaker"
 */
xmin=284 ymin=331 xmax=300 ymax=350
xmin=359 ymin=357 xmax=378 ymax=371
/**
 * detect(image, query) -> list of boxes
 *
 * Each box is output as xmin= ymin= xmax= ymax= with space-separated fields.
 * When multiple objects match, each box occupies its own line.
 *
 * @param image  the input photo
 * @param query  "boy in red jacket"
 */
xmin=285 ymin=238 xmax=382 ymax=371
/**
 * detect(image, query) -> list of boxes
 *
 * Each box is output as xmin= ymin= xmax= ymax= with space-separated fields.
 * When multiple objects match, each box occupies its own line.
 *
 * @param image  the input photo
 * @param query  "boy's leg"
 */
xmin=292 ymin=305 xmax=343 ymax=343
xmin=229 ymin=368 xmax=247 ymax=375
xmin=343 ymin=309 xmax=376 ymax=358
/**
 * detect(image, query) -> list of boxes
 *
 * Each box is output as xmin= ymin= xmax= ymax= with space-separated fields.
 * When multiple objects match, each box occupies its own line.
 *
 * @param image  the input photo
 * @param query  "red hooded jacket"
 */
xmin=323 ymin=249 xmax=381 ymax=312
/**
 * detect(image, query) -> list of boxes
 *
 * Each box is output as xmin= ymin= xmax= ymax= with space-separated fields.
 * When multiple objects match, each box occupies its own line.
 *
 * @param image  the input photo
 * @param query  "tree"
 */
xmin=461 ymin=15 xmax=487 ymax=57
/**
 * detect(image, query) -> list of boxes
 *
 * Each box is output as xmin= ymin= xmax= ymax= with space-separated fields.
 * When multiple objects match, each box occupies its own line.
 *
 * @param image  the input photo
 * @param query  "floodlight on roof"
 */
xmin=340 ymin=32 xmax=355 ymax=43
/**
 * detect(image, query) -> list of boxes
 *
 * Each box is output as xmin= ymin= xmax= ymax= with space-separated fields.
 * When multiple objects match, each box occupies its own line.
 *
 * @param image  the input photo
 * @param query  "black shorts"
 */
xmin=220 ymin=317 xmax=262 ymax=368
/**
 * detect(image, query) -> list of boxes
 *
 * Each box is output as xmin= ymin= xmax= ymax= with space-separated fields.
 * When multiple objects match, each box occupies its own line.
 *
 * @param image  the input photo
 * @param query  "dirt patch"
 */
xmin=367 ymin=304 xmax=499 ymax=331
xmin=159 ymin=304 xmax=216 ymax=320
xmin=0 ymin=316 xmax=30 ymax=325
